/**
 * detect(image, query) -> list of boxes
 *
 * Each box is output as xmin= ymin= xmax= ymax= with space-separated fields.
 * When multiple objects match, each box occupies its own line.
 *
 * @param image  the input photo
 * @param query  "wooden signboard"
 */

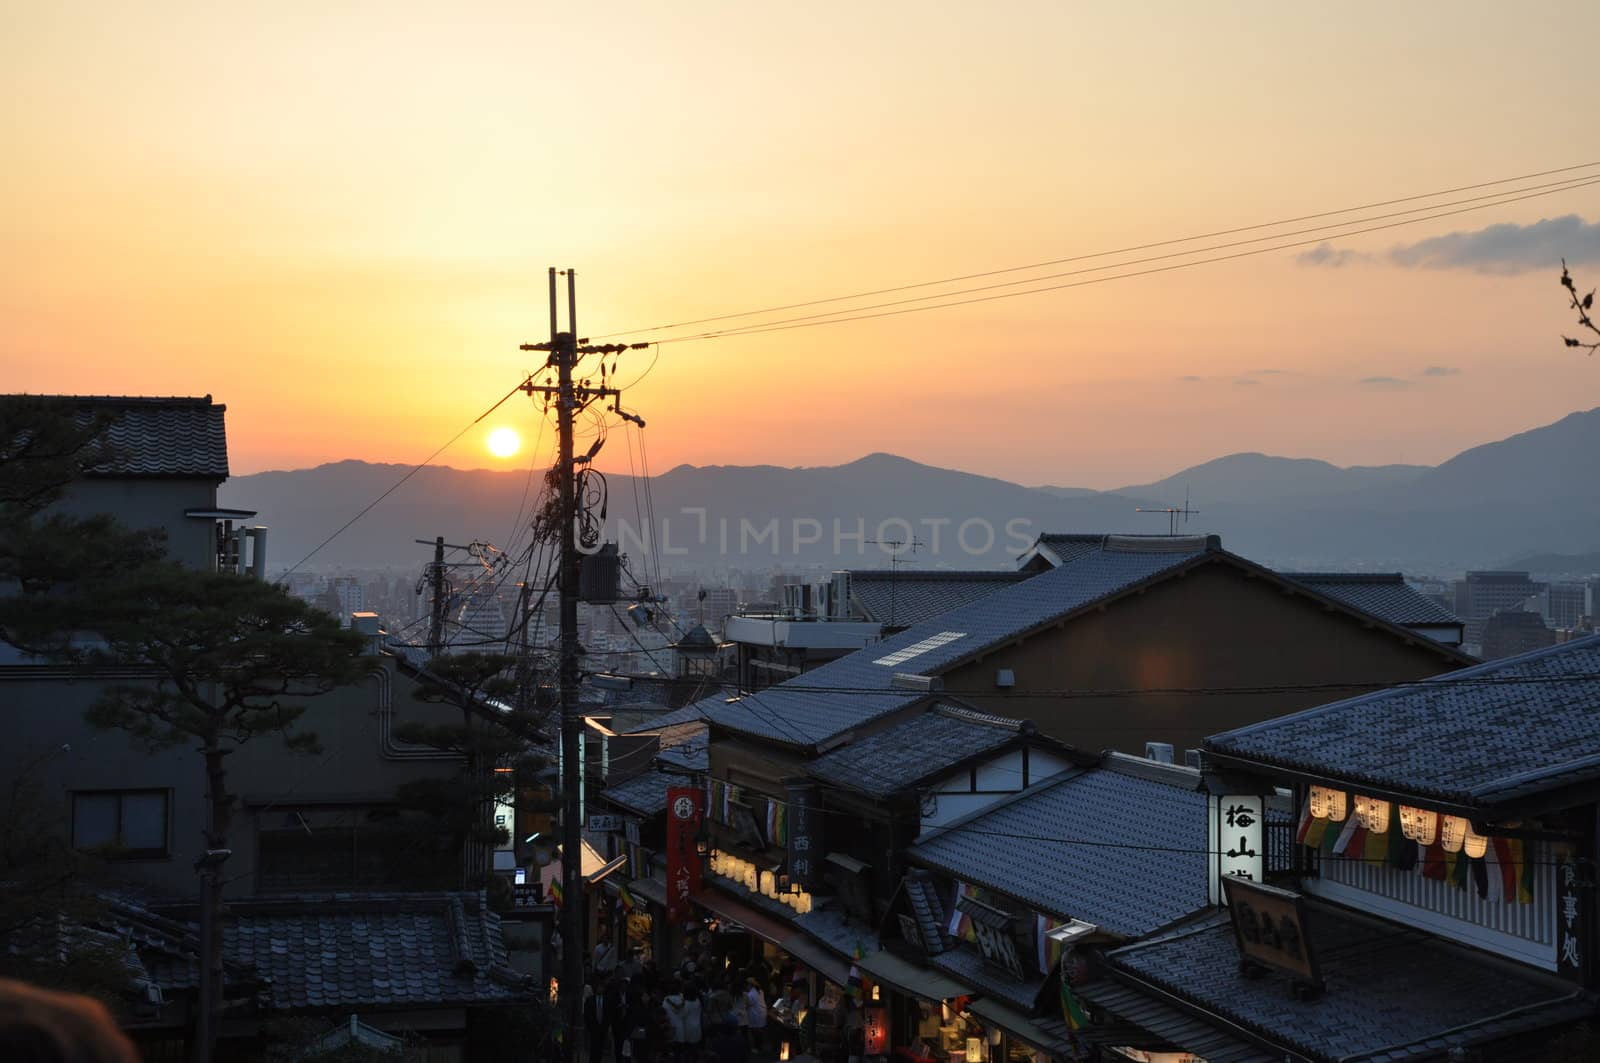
xmin=1222 ymin=877 xmax=1322 ymax=990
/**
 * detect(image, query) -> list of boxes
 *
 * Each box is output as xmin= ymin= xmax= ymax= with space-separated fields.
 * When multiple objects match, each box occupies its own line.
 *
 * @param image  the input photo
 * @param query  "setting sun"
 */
xmin=486 ymin=426 xmax=521 ymax=459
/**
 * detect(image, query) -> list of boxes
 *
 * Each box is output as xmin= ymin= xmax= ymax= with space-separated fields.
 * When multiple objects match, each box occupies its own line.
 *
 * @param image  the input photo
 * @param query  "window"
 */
xmin=72 ymin=790 xmax=169 ymax=858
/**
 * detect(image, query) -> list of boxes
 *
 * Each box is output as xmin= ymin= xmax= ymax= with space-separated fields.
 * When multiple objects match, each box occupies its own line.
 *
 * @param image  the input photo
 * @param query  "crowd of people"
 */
xmin=582 ymin=942 xmax=867 ymax=1063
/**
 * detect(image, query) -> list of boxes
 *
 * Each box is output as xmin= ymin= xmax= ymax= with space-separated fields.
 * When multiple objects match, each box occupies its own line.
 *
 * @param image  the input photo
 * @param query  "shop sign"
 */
xmin=665 ymin=787 xmax=704 ymax=922
xmin=896 ymin=913 xmax=924 ymax=952
xmin=1222 ymin=878 xmax=1321 ymax=989
xmin=1213 ymin=794 xmax=1263 ymax=893
xmin=729 ymin=800 xmax=766 ymax=850
xmin=588 ymin=813 xmax=624 ymax=833
xmin=972 ymin=919 xmax=1027 ymax=980
xmin=625 ymin=818 xmax=641 ymax=846
xmin=512 ymin=883 xmax=542 ymax=908
xmin=786 ymin=782 xmax=822 ymax=890
xmin=863 ymin=1007 xmax=889 ymax=1055
xmin=1556 ymin=848 xmax=1592 ymax=985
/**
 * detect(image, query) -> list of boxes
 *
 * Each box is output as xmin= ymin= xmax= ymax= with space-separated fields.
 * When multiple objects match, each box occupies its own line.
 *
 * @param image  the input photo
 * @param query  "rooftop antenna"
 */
xmin=1136 ymin=487 xmax=1199 ymax=536
xmin=864 ymin=535 xmax=925 ymax=628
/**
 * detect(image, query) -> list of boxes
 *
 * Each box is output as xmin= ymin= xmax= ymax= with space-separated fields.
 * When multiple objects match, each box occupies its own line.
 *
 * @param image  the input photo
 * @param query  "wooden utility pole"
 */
xmin=519 ymin=269 xmax=646 ymax=1063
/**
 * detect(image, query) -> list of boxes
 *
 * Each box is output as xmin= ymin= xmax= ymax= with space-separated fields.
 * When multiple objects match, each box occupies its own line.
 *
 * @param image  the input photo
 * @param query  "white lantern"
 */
xmin=1309 ymin=786 xmax=1348 ymax=822
xmin=1440 ymin=815 xmax=1468 ymax=853
xmin=1463 ymin=823 xmax=1489 ymax=859
xmin=1353 ymin=795 xmax=1390 ymax=833
xmin=760 ymin=870 xmax=775 ymax=898
xmin=1399 ymin=806 xmax=1438 ymax=845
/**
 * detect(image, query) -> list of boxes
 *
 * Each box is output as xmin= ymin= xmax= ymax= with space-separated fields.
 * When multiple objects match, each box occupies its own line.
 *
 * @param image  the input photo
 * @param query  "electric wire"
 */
xmin=658 ymin=176 xmax=1600 ymax=344
xmin=280 ymin=379 xmax=531 ymax=579
xmin=588 ymin=160 xmax=1600 ymax=339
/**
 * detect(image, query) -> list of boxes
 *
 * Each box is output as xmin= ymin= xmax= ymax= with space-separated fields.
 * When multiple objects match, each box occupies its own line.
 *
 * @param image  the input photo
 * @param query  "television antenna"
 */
xmin=1136 ymin=489 xmax=1199 ymax=535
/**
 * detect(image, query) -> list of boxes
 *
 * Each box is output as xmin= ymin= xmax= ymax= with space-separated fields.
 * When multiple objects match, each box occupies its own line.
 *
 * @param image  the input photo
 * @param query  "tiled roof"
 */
xmin=655 ymin=722 xmax=710 ymax=772
xmin=902 ymin=871 xmax=950 ymax=956
xmin=1278 ymin=572 xmax=1461 ymax=627
xmin=1206 ymin=633 xmax=1600 ymax=807
xmin=910 ymin=759 xmax=1209 ymax=938
xmin=930 ymin=945 xmax=1043 ymax=1011
xmin=21 ymin=395 xmax=230 ymax=479
xmin=1071 ymin=981 xmax=1283 ymax=1063
xmin=806 ymin=702 xmax=1032 ymax=798
xmin=691 ymin=538 xmax=1212 ymax=748
xmin=849 ymin=570 xmax=1026 ymax=629
xmin=1032 ymin=533 xmax=1117 ymax=566
xmin=1102 ymin=907 xmax=1593 ymax=1062
xmin=225 ymin=892 xmax=527 ymax=1010
xmin=600 ymin=769 xmax=674 ymax=816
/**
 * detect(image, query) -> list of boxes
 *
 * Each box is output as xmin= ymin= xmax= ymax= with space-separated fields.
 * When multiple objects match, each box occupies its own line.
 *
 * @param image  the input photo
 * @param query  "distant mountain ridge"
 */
xmin=222 ymin=408 xmax=1600 ymax=574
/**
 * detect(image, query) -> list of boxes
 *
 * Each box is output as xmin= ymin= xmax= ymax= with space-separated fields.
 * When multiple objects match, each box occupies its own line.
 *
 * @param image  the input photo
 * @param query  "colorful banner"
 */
xmin=666 ymin=786 xmax=704 ymax=923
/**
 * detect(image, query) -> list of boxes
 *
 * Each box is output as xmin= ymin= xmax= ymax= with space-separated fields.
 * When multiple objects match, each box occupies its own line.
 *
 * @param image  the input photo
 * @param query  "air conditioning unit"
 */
xmin=831 ymin=571 xmax=852 ymax=619
xmin=1144 ymin=741 xmax=1175 ymax=764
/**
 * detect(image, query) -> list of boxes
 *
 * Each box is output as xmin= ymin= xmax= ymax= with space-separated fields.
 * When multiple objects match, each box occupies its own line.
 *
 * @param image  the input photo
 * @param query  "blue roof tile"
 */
xmin=1206 ymin=633 xmax=1600 ymax=806
xmin=910 ymin=758 xmax=1210 ymax=938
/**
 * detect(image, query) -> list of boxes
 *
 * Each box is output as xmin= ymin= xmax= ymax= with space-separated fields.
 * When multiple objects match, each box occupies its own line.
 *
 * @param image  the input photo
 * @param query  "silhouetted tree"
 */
xmin=394 ymin=652 xmax=552 ymax=899
xmin=1560 ymin=259 xmax=1600 ymax=355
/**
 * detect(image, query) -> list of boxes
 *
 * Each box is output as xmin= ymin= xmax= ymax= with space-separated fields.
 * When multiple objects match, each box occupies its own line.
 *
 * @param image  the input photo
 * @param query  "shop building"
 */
xmin=1076 ymin=633 xmax=1600 ymax=1060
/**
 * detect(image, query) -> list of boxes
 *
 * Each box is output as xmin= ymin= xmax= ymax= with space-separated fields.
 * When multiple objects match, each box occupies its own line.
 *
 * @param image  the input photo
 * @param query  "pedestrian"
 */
xmin=595 ymin=939 xmax=618 ymax=976
xmin=742 ymin=977 xmax=768 ymax=1052
xmin=584 ymin=981 xmax=606 ymax=1063
xmin=606 ymin=978 xmax=630 ymax=1063
xmin=0 ymin=978 xmax=139 ymax=1063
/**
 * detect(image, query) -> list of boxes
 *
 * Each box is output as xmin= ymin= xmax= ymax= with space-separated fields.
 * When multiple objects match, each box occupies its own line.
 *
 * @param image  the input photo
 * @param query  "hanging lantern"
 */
xmin=1309 ymin=785 xmax=1348 ymax=821
xmin=1440 ymin=815 xmax=1468 ymax=853
xmin=1399 ymin=805 xmax=1438 ymax=845
xmin=779 ymin=1042 xmax=791 ymax=1062
xmin=1463 ymin=823 xmax=1489 ymax=859
xmin=759 ymin=870 xmax=775 ymax=898
xmin=966 ymin=1037 xmax=984 ymax=1061
xmin=1353 ymin=795 xmax=1390 ymax=833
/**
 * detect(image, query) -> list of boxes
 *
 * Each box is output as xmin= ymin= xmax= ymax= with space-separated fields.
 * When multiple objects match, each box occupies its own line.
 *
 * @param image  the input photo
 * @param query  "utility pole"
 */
xmin=520 ymin=268 xmax=647 ymax=1063
xmin=414 ymin=536 xmax=474 ymax=657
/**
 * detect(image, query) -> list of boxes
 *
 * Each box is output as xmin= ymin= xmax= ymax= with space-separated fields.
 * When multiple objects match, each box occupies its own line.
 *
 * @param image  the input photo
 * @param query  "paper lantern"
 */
xmin=1353 ymin=795 xmax=1390 ymax=833
xmin=779 ymin=1042 xmax=791 ymax=1061
xmin=1399 ymin=805 xmax=1438 ymax=845
xmin=759 ymin=870 xmax=775 ymax=898
xmin=966 ymin=1037 xmax=983 ymax=1061
xmin=1440 ymin=815 xmax=1468 ymax=853
xmin=1308 ymin=786 xmax=1347 ymax=821
xmin=1463 ymin=823 xmax=1489 ymax=859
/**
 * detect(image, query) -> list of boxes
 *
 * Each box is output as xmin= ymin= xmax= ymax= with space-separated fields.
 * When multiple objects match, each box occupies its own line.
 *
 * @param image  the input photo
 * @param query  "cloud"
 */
xmin=1388 ymin=214 xmax=1600 ymax=274
xmin=1178 ymin=375 xmax=1203 ymax=382
xmin=1296 ymin=242 xmax=1364 ymax=268
xmin=1422 ymin=365 xmax=1461 ymax=377
xmin=1359 ymin=376 xmax=1412 ymax=389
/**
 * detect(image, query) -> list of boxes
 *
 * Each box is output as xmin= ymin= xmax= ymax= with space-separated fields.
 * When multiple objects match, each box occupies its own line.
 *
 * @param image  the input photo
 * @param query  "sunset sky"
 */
xmin=6 ymin=2 xmax=1599 ymax=489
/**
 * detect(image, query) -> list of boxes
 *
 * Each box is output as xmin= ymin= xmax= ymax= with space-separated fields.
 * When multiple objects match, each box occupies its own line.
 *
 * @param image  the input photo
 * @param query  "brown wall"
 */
xmin=940 ymin=560 xmax=1466 ymax=757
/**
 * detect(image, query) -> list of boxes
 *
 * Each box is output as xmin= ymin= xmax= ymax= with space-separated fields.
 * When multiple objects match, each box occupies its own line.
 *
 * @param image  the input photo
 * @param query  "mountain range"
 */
xmin=222 ymin=407 xmax=1600 ymax=576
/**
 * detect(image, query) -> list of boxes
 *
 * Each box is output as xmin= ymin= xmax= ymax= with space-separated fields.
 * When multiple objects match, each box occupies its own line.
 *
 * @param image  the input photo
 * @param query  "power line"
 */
xmin=588 ymin=160 xmax=1600 ymax=340
xmin=280 ymin=380 xmax=531 ymax=579
xmin=658 ymin=175 xmax=1600 ymax=344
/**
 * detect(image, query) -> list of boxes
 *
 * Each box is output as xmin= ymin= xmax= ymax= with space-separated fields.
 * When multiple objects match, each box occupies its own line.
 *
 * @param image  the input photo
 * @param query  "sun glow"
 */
xmin=486 ymin=426 xmax=521 ymax=458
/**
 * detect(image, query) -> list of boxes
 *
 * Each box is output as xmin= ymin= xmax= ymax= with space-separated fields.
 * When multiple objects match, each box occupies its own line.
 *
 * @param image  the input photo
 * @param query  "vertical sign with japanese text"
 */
xmin=786 ymin=781 xmax=821 ymax=891
xmin=1216 ymin=794 xmax=1264 ymax=889
xmin=665 ymin=786 xmax=703 ymax=923
xmin=1555 ymin=845 xmax=1592 ymax=986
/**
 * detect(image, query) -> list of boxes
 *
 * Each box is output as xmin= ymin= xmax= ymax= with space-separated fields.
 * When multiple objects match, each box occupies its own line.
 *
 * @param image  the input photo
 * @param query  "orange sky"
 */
xmin=5 ymin=2 xmax=1599 ymax=489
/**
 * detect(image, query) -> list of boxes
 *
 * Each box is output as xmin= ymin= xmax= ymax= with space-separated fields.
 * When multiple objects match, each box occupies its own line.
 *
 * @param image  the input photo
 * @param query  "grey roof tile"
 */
xmin=910 ymin=761 xmax=1209 ymax=938
xmin=1102 ymin=907 xmax=1593 ymax=1062
xmin=1277 ymin=572 xmax=1461 ymax=627
xmin=691 ymin=539 xmax=1211 ymax=748
xmin=930 ymin=945 xmax=1042 ymax=1011
xmin=849 ymin=569 xmax=1027 ymax=629
xmin=21 ymin=395 xmax=230 ymax=479
xmin=1206 ymin=633 xmax=1600 ymax=806
xmin=806 ymin=702 xmax=1030 ymax=797
xmin=600 ymin=769 xmax=674 ymax=816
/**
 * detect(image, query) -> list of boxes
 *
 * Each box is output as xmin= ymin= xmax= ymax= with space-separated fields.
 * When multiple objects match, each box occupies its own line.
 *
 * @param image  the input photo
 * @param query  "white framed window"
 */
xmin=72 ymin=790 xmax=170 ymax=858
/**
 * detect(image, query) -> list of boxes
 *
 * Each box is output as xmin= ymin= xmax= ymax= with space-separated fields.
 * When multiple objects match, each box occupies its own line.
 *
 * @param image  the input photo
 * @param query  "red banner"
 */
xmin=665 ymin=786 xmax=704 ymax=923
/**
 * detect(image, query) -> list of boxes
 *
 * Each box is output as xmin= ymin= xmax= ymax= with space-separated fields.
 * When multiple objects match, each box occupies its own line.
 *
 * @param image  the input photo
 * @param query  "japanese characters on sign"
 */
xmin=973 ymin=918 xmax=1028 ymax=980
xmin=665 ymin=786 xmax=704 ymax=923
xmin=588 ymin=813 xmax=624 ymax=833
xmin=1216 ymin=794 xmax=1264 ymax=889
xmin=1222 ymin=877 xmax=1322 ymax=988
xmin=896 ymin=913 xmax=925 ymax=953
xmin=786 ymin=781 xmax=821 ymax=890
xmin=862 ymin=1007 xmax=889 ymax=1056
xmin=1555 ymin=847 xmax=1591 ymax=985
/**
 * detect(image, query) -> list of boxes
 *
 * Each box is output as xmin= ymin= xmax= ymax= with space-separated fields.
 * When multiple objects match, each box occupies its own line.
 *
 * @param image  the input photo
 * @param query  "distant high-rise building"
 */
xmin=330 ymin=576 xmax=364 ymax=628
xmin=1480 ymin=609 xmax=1556 ymax=659
xmin=1545 ymin=583 xmax=1589 ymax=630
xmin=1453 ymin=571 xmax=1543 ymax=650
